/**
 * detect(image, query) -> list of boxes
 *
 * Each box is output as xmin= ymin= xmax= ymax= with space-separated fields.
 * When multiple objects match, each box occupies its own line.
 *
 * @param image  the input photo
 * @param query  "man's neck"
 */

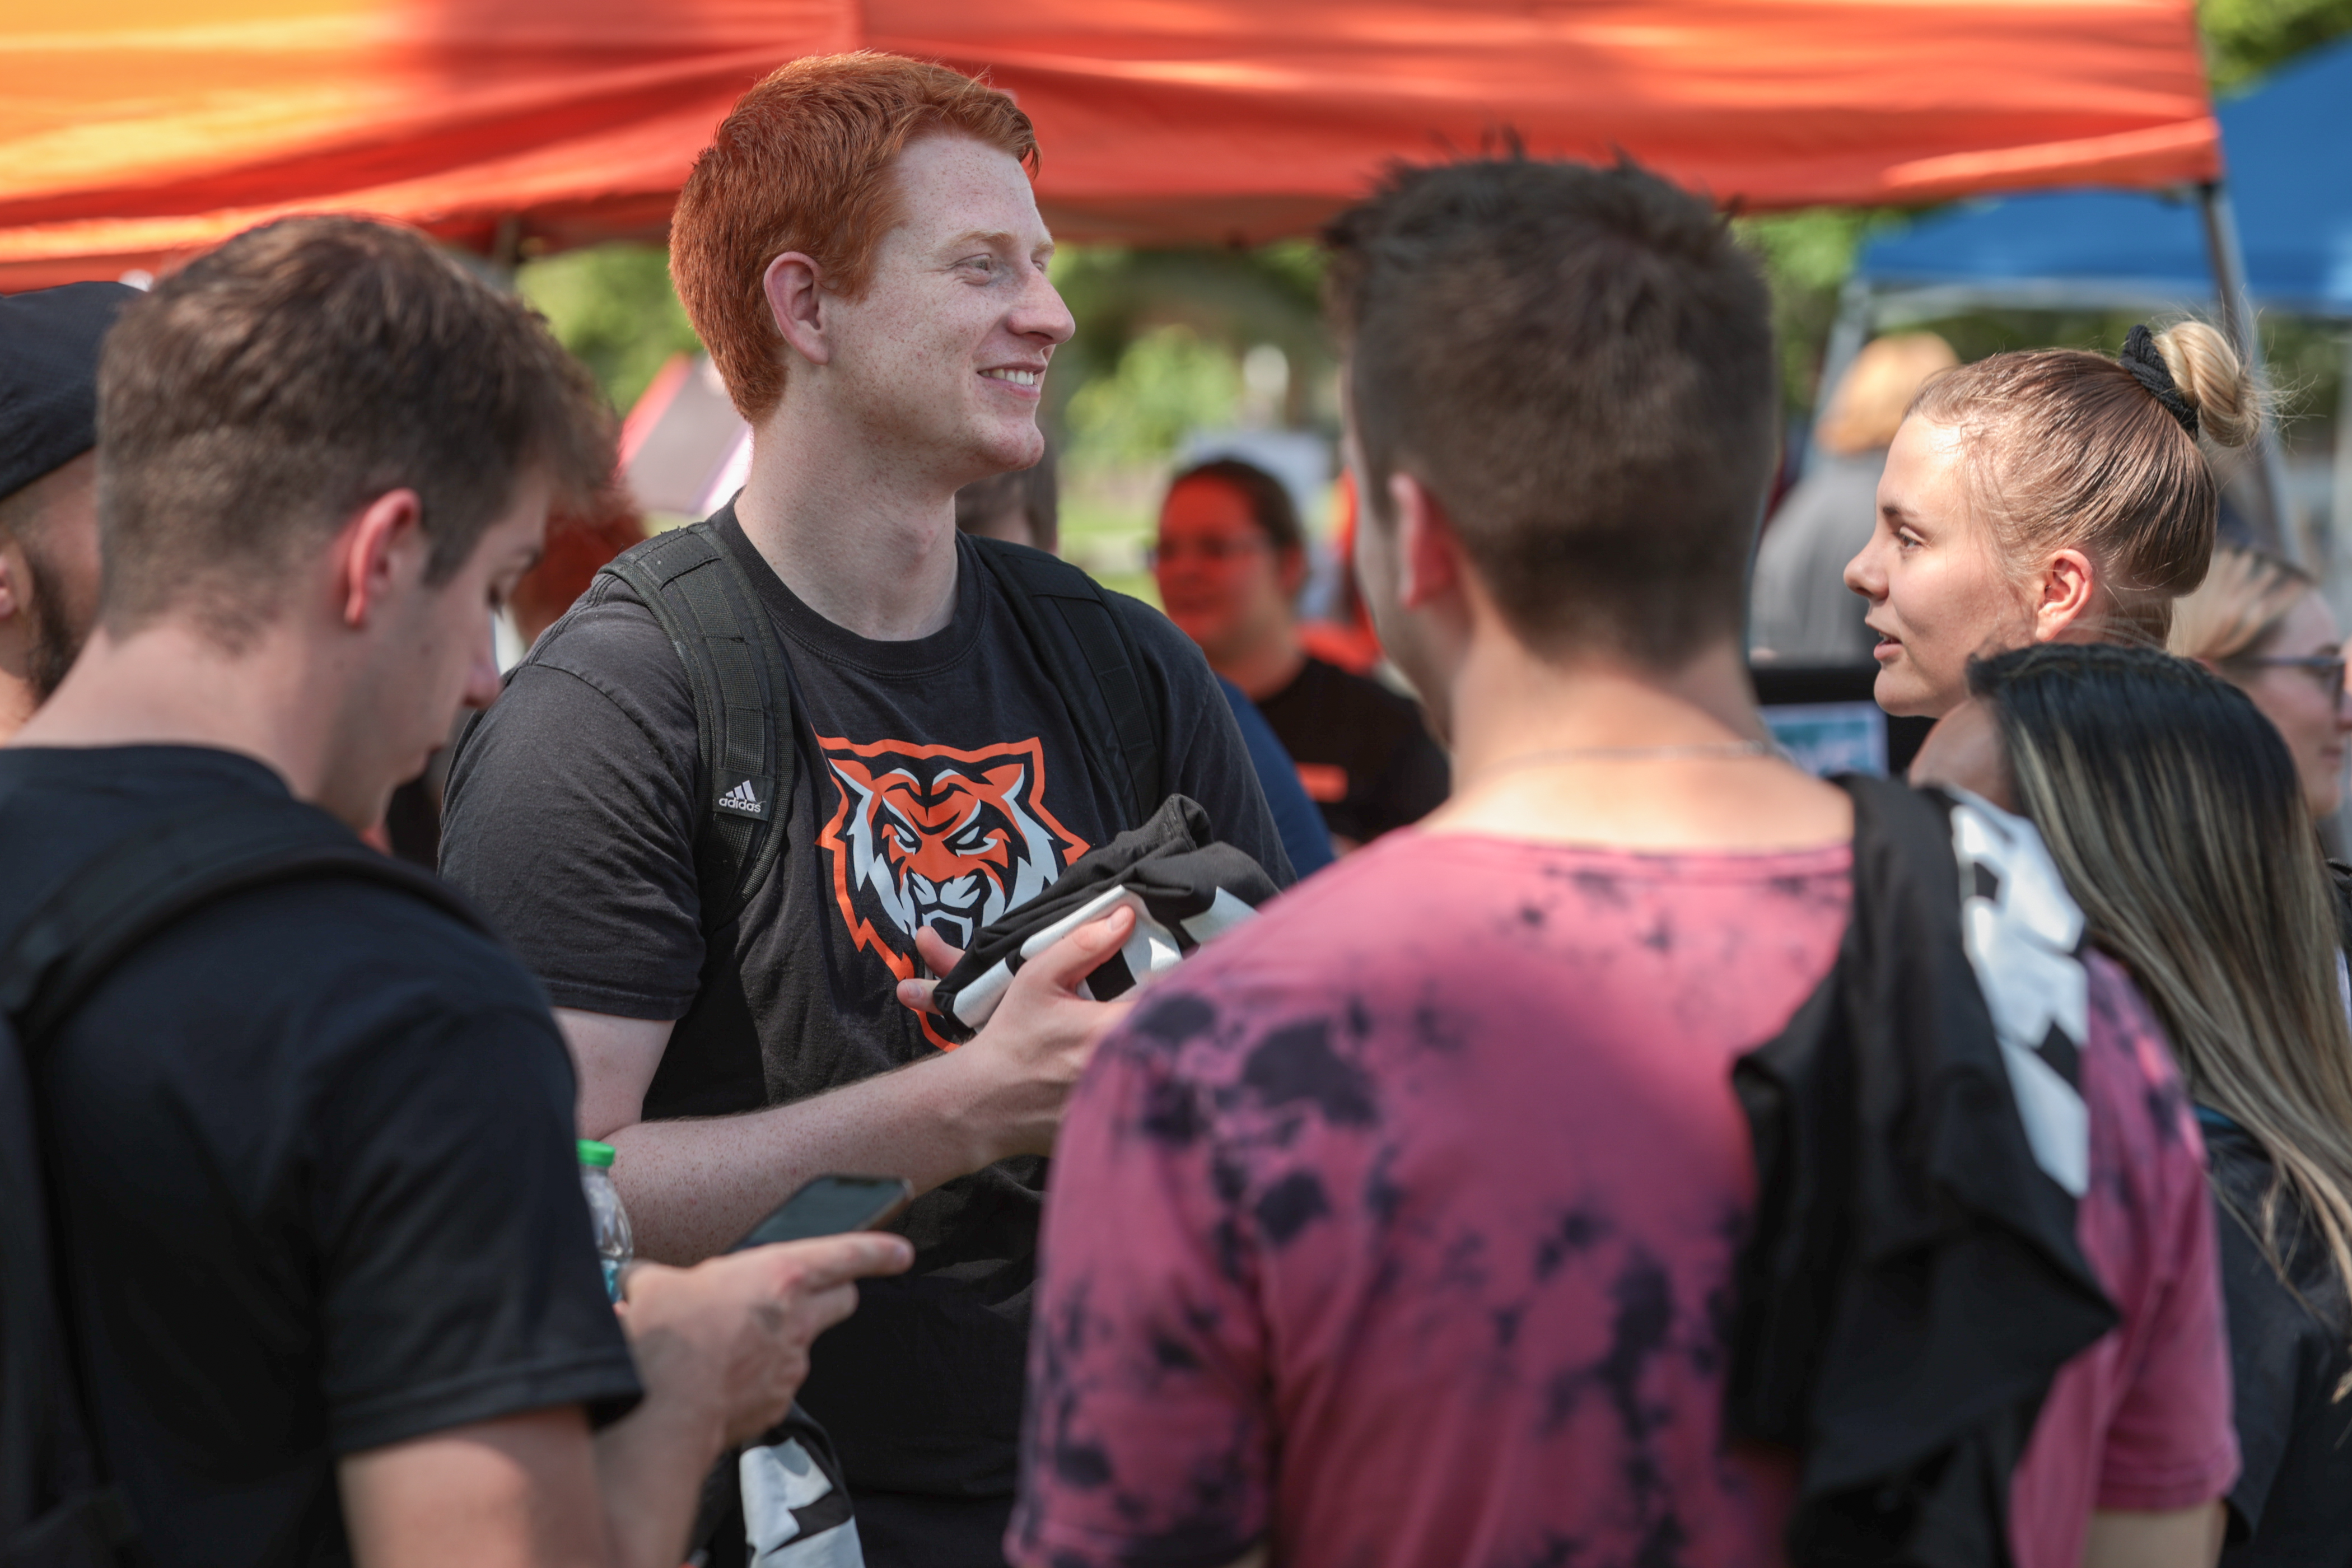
xmin=10 ymin=620 xmax=335 ymax=802
xmin=732 ymin=402 xmax=967 ymax=642
xmin=1427 ymin=635 xmax=1852 ymax=853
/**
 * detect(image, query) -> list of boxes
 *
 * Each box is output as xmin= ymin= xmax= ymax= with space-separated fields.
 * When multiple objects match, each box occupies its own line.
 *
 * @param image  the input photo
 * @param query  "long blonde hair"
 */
xmin=1973 ymin=643 xmax=2352 ymax=1364
xmin=2168 ymin=543 xmax=2318 ymax=664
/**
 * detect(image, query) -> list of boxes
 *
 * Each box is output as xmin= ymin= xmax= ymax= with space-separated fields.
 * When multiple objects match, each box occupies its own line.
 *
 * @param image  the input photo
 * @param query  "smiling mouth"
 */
xmin=982 ymin=368 xmax=1042 ymax=388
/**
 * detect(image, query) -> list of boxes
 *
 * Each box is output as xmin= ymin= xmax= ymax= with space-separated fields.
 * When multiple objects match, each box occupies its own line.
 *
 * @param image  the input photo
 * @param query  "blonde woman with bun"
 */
xmin=1844 ymin=320 xmax=2259 ymax=719
xmin=2172 ymin=545 xmax=2352 ymax=822
xmin=1750 ymin=332 xmax=1957 ymax=662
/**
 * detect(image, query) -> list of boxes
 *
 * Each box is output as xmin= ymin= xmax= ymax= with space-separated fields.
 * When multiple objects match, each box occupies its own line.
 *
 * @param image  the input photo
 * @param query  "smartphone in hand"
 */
xmin=730 ymin=1174 xmax=914 ymax=1252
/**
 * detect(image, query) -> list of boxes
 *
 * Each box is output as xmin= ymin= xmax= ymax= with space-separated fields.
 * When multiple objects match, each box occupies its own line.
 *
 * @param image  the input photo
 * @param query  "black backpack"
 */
xmin=582 ymin=519 xmax=1169 ymax=932
xmin=0 ymin=795 xmax=484 ymax=1568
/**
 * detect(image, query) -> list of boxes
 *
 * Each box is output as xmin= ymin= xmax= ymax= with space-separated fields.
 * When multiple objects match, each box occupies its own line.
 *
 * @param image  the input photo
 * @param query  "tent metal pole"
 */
xmin=2199 ymin=179 xmax=2300 ymax=563
xmin=1801 ymin=276 xmax=1873 ymax=484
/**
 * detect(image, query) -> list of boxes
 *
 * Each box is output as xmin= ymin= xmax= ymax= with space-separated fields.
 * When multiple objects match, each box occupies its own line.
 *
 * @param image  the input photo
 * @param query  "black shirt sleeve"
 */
xmin=441 ymin=592 xmax=707 ymax=1020
xmin=1110 ymin=591 xmax=1298 ymax=889
xmin=313 ymin=997 xmax=642 ymax=1452
xmin=1368 ymin=712 xmax=1451 ymax=838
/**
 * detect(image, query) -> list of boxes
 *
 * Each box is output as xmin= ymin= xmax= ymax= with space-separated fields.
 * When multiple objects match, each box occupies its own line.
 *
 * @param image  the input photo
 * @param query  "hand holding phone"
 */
xmin=730 ymin=1174 xmax=914 ymax=1252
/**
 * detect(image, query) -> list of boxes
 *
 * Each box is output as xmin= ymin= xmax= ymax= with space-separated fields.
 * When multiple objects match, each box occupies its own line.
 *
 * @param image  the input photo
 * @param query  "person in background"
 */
xmin=2171 ymin=545 xmax=2351 ymax=825
xmin=1844 ymin=320 xmax=2256 ymax=721
xmin=3 ymin=214 xmax=916 ymax=1568
xmin=510 ymin=474 xmax=652 ymax=648
xmin=954 ymin=441 xmax=1057 ymax=552
xmin=1916 ymin=642 xmax=2352 ymax=1566
xmin=1154 ymin=456 xmax=1447 ymax=852
xmin=1750 ymin=332 xmax=1957 ymax=664
xmin=956 ymin=447 xmax=1333 ymax=876
xmin=1014 ymin=155 xmax=2234 ymax=1568
xmin=0 ymin=282 xmax=137 ymax=743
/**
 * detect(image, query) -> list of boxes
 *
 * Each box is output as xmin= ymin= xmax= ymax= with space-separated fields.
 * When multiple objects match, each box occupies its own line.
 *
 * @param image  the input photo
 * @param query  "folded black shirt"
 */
xmin=930 ymin=795 xmax=1279 ymax=1042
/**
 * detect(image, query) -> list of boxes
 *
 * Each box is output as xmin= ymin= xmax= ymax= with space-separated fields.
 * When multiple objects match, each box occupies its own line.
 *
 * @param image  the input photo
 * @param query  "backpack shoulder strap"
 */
xmin=0 ymin=795 xmax=480 ymax=1045
xmin=970 ymin=536 xmax=1166 ymax=828
xmin=597 ymin=521 xmax=794 ymax=934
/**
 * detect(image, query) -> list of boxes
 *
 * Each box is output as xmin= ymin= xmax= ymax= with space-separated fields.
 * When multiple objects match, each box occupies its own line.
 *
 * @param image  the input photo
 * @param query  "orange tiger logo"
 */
xmin=816 ymin=735 xmax=1089 ymax=1047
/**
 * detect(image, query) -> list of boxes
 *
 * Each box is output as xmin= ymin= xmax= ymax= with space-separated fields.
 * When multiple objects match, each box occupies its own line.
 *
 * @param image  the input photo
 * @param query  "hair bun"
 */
xmin=2152 ymin=321 xmax=2260 ymax=449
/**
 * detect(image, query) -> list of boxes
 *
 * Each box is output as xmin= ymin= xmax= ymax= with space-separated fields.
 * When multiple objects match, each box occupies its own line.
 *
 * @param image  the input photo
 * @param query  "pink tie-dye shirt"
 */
xmin=1011 ymin=828 xmax=2234 ymax=1568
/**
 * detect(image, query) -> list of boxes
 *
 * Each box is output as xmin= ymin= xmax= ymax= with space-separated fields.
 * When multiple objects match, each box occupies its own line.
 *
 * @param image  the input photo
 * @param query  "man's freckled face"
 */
xmin=822 ymin=135 xmax=1075 ymax=483
xmin=1842 ymin=416 xmax=2027 ymax=720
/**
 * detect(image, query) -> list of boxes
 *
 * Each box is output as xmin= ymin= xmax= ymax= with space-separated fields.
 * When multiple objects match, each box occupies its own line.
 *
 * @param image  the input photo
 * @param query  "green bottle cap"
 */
xmin=577 ymin=1140 xmax=617 ymax=1168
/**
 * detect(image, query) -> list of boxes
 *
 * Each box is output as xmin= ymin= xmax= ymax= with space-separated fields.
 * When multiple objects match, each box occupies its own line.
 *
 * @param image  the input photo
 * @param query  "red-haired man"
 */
xmin=441 ymin=54 xmax=1288 ymax=1568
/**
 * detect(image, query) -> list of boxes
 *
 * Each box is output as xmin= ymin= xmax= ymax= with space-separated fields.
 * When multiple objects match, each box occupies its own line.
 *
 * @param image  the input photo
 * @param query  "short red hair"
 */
xmin=671 ymin=53 xmax=1039 ymax=422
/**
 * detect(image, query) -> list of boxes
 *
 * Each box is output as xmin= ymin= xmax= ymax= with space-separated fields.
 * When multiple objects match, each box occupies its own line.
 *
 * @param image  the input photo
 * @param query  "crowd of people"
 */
xmin=5 ymin=44 xmax=2351 ymax=1568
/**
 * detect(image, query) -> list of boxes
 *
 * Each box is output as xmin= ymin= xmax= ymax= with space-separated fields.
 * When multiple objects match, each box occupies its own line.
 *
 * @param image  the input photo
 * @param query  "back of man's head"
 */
xmin=97 ymin=216 xmax=610 ymax=650
xmin=670 ymin=53 xmax=1038 ymax=424
xmin=1324 ymin=157 xmax=1776 ymax=669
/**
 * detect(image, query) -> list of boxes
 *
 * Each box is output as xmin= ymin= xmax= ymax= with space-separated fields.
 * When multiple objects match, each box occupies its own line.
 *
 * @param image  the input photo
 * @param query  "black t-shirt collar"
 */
xmin=711 ymin=501 xmax=989 ymax=678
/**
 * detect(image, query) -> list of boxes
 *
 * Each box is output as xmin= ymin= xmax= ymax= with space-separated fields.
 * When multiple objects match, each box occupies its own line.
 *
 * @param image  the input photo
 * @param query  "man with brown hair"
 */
xmin=440 ymin=54 xmax=1286 ymax=1567
xmin=1012 ymin=158 xmax=2234 ymax=1568
xmin=2 ymin=215 xmax=917 ymax=1568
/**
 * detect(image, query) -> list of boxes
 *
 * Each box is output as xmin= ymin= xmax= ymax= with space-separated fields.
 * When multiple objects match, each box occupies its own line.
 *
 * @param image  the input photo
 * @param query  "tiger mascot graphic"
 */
xmin=817 ymin=734 xmax=1089 ymax=1047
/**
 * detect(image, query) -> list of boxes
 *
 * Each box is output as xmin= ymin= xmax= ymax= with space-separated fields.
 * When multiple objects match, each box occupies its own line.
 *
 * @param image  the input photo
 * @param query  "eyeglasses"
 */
xmin=2234 ymin=653 xmax=2351 ymax=707
xmin=1147 ymin=536 xmax=1272 ymax=569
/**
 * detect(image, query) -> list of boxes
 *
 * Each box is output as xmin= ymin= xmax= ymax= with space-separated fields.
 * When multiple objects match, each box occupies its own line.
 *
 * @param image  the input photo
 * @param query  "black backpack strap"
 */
xmin=971 ymin=537 xmax=1166 ymax=827
xmin=598 ymin=521 xmax=795 ymax=934
xmin=1 ymin=795 xmax=481 ymax=1046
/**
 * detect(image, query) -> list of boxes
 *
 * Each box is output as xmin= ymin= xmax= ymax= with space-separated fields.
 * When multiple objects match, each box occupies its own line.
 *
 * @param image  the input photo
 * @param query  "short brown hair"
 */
xmin=1909 ymin=321 xmax=2256 ymax=643
xmin=671 ymin=53 xmax=1039 ymax=423
xmin=98 ymin=216 xmax=610 ymax=648
xmin=1324 ymin=157 xmax=1776 ymax=669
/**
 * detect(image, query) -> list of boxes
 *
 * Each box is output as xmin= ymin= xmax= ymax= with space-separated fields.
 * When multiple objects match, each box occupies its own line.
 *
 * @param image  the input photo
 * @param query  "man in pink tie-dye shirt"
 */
xmin=1009 ymin=156 xmax=2236 ymax=1568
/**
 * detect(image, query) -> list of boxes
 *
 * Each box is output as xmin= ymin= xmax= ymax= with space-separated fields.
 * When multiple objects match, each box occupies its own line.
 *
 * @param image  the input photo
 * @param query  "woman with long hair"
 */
xmin=2171 ymin=544 xmax=2352 ymax=824
xmin=1844 ymin=323 xmax=2258 ymax=719
xmin=1915 ymin=642 xmax=2352 ymax=1564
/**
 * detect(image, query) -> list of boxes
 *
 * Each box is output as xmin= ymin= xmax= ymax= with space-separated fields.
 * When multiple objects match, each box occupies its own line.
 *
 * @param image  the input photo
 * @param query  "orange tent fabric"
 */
xmin=0 ymin=0 xmax=2220 ymax=288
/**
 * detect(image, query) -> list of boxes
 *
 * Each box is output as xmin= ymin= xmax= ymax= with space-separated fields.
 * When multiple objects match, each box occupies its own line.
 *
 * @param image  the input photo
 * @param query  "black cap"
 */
xmin=1 ymin=281 xmax=141 ymax=504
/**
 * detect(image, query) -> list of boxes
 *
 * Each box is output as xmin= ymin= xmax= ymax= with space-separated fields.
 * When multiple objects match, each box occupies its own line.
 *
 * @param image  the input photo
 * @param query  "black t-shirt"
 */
xmin=1253 ymin=655 xmax=1449 ymax=847
xmin=438 ymin=507 xmax=1288 ymax=1564
xmin=0 ymin=745 xmax=639 ymax=1568
xmin=2205 ymin=1112 xmax=2352 ymax=1565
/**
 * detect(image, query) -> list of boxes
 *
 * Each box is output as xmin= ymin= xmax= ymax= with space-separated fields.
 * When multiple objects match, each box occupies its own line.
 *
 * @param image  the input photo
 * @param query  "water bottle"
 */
xmin=578 ymin=1139 xmax=632 ymax=1303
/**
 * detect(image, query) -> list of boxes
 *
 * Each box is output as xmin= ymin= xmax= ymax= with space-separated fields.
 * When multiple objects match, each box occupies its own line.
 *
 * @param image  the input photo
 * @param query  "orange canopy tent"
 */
xmin=0 ymin=0 xmax=2222 ymax=290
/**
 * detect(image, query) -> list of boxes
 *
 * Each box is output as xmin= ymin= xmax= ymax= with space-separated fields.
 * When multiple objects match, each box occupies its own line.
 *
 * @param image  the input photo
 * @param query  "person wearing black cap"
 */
xmin=0 ymin=281 xmax=137 ymax=741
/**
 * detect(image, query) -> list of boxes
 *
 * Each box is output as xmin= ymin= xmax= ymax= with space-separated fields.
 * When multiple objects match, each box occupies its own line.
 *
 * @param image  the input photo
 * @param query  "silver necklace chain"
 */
xmin=1468 ymin=739 xmax=1776 ymax=786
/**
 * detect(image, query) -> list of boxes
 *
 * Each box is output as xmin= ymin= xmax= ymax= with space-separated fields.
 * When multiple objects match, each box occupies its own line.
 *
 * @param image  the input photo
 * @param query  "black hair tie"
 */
xmin=2119 ymin=324 xmax=2199 ymax=437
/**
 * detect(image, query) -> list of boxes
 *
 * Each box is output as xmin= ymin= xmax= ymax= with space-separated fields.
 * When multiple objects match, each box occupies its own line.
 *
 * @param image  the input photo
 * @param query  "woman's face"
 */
xmin=2228 ymin=589 xmax=2352 ymax=820
xmin=1844 ymin=417 xmax=2033 ymax=720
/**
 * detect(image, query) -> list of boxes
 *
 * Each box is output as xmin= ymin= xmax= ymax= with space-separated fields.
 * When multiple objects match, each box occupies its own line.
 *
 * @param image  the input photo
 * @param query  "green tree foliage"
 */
xmin=1063 ymin=325 xmax=1243 ymax=465
xmin=2204 ymin=0 xmax=2352 ymax=88
xmin=516 ymin=244 xmax=702 ymax=413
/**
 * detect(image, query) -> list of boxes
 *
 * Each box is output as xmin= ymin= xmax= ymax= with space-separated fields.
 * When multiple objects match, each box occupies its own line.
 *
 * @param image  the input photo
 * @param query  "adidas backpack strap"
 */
xmin=0 ymin=794 xmax=487 ymax=1567
xmin=596 ymin=521 xmax=796 ymax=936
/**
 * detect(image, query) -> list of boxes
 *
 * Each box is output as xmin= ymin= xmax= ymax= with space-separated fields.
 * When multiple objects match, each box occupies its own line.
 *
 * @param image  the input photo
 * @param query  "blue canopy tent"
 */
xmin=1833 ymin=34 xmax=2352 ymax=553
